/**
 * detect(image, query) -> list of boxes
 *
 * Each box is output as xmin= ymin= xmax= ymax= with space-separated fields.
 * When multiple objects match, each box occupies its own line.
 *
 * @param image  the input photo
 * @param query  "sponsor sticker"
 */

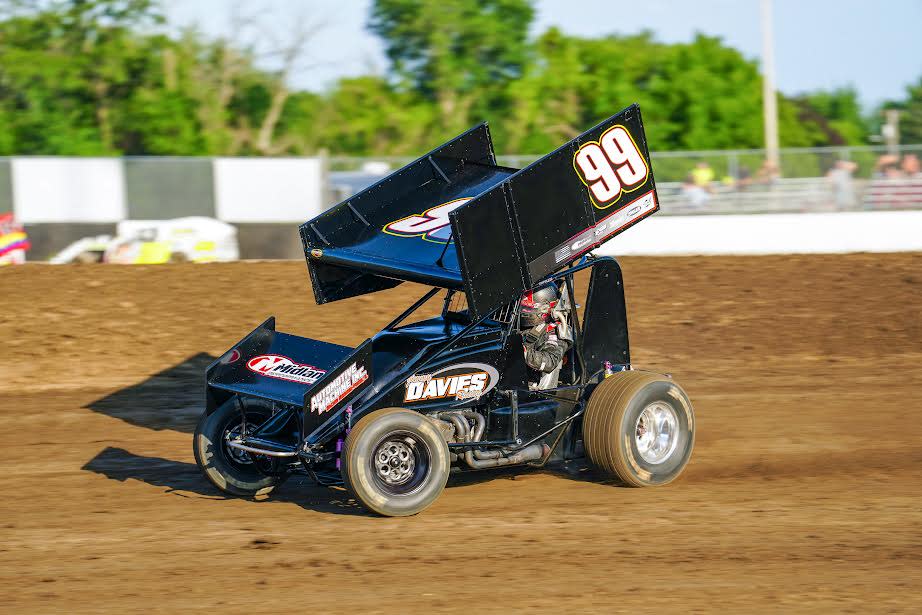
xmin=246 ymin=354 xmax=326 ymax=385
xmin=404 ymin=363 xmax=499 ymax=403
xmin=310 ymin=363 xmax=369 ymax=414
xmin=219 ymin=348 xmax=241 ymax=365
xmin=553 ymin=190 xmax=657 ymax=265
xmin=383 ymin=198 xmax=472 ymax=244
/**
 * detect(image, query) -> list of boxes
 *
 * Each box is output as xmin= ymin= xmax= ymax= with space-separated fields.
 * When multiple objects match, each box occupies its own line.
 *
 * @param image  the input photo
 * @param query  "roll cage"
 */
xmin=391 ymin=254 xmax=628 ymax=383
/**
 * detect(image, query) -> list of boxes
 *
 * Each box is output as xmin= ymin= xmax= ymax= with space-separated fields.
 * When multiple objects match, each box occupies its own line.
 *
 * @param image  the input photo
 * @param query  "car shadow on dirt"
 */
xmin=81 ymin=446 xmax=370 ymax=517
xmin=542 ymin=460 xmax=626 ymax=486
xmin=85 ymin=353 xmax=216 ymax=434
xmin=445 ymin=461 xmax=625 ymax=489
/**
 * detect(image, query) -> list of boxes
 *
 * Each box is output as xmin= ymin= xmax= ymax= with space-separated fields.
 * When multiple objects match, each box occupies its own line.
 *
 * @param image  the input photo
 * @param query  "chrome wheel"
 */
xmin=370 ymin=431 xmax=431 ymax=495
xmin=634 ymin=401 xmax=679 ymax=464
xmin=375 ymin=440 xmax=415 ymax=485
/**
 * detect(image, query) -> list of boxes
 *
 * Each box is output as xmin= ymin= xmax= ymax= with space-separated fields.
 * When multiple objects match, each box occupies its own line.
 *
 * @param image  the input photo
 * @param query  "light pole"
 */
xmin=761 ymin=0 xmax=780 ymax=170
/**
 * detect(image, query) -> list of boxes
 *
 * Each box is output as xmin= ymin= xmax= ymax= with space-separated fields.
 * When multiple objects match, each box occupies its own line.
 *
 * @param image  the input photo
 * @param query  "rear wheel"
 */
xmin=583 ymin=371 xmax=695 ymax=486
xmin=341 ymin=408 xmax=450 ymax=517
xmin=193 ymin=400 xmax=283 ymax=497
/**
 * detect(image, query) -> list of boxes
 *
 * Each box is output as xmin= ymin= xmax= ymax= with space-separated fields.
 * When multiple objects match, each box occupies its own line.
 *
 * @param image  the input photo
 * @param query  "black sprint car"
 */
xmin=194 ymin=104 xmax=695 ymax=516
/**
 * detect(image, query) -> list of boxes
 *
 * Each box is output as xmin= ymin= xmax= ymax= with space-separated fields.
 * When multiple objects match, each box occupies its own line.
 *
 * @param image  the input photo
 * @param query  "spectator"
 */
xmin=756 ymin=160 xmax=780 ymax=185
xmin=873 ymin=154 xmax=902 ymax=179
xmin=691 ymin=161 xmax=715 ymax=190
xmin=901 ymin=154 xmax=921 ymax=178
xmin=681 ymin=173 xmax=710 ymax=207
xmin=736 ymin=165 xmax=753 ymax=190
xmin=826 ymin=160 xmax=858 ymax=210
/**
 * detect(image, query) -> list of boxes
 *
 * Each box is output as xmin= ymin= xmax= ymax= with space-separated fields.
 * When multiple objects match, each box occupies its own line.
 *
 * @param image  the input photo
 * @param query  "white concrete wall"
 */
xmin=7 ymin=156 xmax=326 ymax=224
xmin=213 ymin=157 xmax=324 ymax=223
xmin=595 ymin=210 xmax=922 ymax=256
xmin=12 ymin=158 xmax=126 ymax=223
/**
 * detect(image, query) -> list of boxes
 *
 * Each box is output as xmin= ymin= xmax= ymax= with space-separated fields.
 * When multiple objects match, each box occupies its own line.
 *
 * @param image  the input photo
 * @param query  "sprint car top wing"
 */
xmin=300 ymin=104 xmax=658 ymax=318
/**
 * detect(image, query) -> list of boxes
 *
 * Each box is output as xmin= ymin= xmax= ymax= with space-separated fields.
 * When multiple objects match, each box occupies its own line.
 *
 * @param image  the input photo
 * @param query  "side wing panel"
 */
xmin=451 ymin=183 xmax=530 ymax=314
xmin=301 ymin=124 xmax=498 ymax=304
xmin=579 ymin=259 xmax=630 ymax=373
xmin=452 ymin=104 xmax=658 ymax=317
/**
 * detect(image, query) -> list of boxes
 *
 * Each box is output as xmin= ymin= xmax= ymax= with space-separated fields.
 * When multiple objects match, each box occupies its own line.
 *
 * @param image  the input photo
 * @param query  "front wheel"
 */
xmin=583 ymin=371 xmax=695 ymax=487
xmin=193 ymin=400 xmax=283 ymax=497
xmin=341 ymin=408 xmax=450 ymax=517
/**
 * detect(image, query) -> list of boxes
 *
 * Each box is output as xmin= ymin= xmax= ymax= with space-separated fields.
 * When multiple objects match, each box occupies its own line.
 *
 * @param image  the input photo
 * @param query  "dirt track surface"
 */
xmin=2 ymin=254 xmax=921 ymax=613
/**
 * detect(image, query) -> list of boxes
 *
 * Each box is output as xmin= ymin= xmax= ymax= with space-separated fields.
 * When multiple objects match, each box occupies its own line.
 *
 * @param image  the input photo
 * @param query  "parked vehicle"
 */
xmin=50 ymin=217 xmax=239 ymax=264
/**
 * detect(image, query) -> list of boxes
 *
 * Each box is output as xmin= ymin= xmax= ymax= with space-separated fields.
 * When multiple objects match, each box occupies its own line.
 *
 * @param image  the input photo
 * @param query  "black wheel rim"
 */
xmin=219 ymin=411 xmax=271 ymax=471
xmin=369 ymin=430 xmax=432 ymax=496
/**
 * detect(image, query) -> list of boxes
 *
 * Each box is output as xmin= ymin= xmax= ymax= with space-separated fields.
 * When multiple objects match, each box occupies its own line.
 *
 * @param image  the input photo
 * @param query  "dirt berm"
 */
xmin=1 ymin=253 xmax=920 ymax=613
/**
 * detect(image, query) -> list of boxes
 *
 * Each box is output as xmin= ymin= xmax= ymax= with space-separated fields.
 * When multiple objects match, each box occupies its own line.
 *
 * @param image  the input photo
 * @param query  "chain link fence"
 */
xmin=330 ymin=144 xmax=922 ymax=216
xmin=329 ymin=143 xmax=922 ymax=180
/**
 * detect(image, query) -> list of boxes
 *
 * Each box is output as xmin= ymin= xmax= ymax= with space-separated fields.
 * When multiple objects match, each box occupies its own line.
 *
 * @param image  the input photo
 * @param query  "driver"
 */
xmin=520 ymin=284 xmax=571 ymax=385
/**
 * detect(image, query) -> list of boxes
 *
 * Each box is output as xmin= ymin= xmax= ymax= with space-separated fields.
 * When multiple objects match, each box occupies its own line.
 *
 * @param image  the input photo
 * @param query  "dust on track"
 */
xmin=1 ymin=254 xmax=921 ymax=613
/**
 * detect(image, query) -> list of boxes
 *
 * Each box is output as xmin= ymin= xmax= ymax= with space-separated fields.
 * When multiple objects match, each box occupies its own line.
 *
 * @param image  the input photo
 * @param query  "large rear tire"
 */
xmin=583 ymin=371 xmax=695 ymax=487
xmin=341 ymin=408 xmax=450 ymax=517
xmin=193 ymin=400 xmax=282 ymax=497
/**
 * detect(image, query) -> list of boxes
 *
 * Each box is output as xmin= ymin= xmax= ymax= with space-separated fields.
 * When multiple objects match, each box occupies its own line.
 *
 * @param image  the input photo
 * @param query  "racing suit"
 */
xmin=523 ymin=312 xmax=572 ymax=387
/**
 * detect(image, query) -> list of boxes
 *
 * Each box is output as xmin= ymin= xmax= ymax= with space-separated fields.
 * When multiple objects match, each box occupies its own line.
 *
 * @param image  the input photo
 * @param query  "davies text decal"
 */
xmin=404 ymin=362 xmax=499 ymax=403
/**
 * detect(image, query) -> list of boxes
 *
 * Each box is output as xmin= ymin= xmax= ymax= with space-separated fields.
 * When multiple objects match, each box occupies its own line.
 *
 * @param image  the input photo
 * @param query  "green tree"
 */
xmin=308 ymin=76 xmax=436 ymax=156
xmin=885 ymin=77 xmax=922 ymax=144
xmin=369 ymin=0 xmax=534 ymax=136
xmin=786 ymin=87 xmax=869 ymax=146
xmin=506 ymin=31 xmax=767 ymax=153
xmin=0 ymin=0 xmax=167 ymax=154
xmin=0 ymin=0 xmax=886 ymax=158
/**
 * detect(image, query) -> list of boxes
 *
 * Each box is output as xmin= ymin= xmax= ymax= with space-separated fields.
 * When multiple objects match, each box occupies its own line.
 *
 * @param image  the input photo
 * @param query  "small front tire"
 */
xmin=341 ymin=408 xmax=450 ymax=517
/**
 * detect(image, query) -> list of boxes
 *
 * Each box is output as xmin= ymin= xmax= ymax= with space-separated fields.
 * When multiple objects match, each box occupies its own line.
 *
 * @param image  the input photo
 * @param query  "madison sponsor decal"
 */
xmin=553 ymin=190 xmax=657 ymax=265
xmin=383 ymin=197 xmax=472 ymax=244
xmin=404 ymin=363 xmax=499 ymax=403
xmin=310 ymin=363 xmax=369 ymax=414
xmin=246 ymin=354 xmax=326 ymax=385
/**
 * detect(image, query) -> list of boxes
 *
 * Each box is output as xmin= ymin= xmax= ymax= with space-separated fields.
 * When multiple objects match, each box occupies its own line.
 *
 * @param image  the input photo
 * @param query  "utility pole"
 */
xmin=761 ymin=0 xmax=780 ymax=170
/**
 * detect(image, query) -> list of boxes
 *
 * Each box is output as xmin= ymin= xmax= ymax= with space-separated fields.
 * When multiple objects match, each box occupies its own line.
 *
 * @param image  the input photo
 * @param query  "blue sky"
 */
xmin=163 ymin=0 xmax=922 ymax=108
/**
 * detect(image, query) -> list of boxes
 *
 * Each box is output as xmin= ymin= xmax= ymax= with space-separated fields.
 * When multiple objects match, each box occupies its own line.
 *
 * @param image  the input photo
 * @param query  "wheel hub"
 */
xmin=224 ymin=422 xmax=254 ymax=465
xmin=375 ymin=440 xmax=415 ymax=486
xmin=634 ymin=401 xmax=680 ymax=464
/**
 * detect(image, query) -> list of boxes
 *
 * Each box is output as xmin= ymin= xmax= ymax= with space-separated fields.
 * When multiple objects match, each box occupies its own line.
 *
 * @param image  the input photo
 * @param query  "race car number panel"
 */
xmin=383 ymin=197 xmax=472 ymax=244
xmin=573 ymin=125 xmax=649 ymax=209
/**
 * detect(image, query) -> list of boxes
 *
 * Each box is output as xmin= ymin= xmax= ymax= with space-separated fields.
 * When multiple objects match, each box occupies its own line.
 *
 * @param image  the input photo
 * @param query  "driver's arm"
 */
xmin=523 ymin=324 xmax=568 ymax=373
